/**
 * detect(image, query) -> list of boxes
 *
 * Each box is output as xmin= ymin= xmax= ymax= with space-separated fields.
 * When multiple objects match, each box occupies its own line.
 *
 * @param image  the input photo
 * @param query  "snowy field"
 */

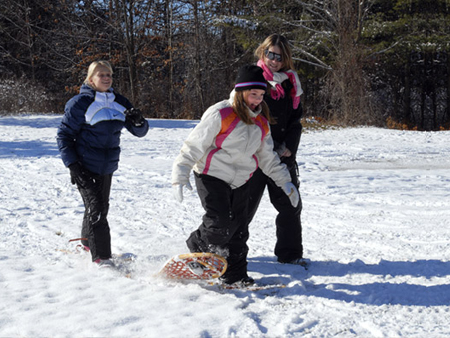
xmin=0 ymin=115 xmax=449 ymax=337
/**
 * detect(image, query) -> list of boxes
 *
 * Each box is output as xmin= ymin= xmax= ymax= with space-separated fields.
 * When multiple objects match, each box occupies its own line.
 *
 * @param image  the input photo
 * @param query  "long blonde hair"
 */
xmin=84 ymin=61 xmax=113 ymax=87
xmin=254 ymin=34 xmax=294 ymax=72
xmin=232 ymin=90 xmax=274 ymax=125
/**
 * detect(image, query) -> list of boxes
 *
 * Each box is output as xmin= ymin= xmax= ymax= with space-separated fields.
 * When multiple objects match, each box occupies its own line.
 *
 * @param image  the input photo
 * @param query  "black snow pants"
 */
xmin=247 ymin=165 xmax=303 ymax=262
xmin=76 ymin=171 xmax=113 ymax=262
xmin=186 ymin=173 xmax=250 ymax=282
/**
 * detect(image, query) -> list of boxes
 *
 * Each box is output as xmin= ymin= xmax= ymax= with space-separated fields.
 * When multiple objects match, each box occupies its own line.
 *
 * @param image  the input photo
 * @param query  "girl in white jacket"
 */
xmin=172 ymin=65 xmax=299 ymax=286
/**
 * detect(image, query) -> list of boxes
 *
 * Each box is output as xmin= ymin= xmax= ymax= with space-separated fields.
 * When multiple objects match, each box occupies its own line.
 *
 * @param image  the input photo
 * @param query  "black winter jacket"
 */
xmin=265 ymin=79 xmax=303 ymax=167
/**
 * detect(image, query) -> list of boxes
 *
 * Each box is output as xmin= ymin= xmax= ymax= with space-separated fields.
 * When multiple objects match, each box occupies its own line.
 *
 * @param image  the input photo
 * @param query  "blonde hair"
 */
xmin=255 ymin=34 xmax=294 ymax=71
xmin=232 ymin=90 xmax=274 ymax=125
xmin=84 ymin=61 xmax=113 ymax=87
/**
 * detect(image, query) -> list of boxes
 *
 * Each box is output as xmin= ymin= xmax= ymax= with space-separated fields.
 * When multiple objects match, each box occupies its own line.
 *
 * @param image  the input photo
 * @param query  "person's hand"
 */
xmin=68 ymin=162 xmax=83 ymax=185
xmin=173 ymin=181 xmax=193 ymax=203
xmin=124 ymin=108 xmax=145 ymax=127
xmin=276 ymin=143 xmax=292 ymax=158
xmin=280 ymin=148 xmax=292 ymax=158
xmin=282 ymin=182 xmax=299 ymax=207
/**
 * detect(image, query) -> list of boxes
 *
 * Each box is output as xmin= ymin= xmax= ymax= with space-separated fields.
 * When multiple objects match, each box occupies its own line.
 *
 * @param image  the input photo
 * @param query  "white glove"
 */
xmin=173 ymin=181 xmax=193 ymax=203
xmin=282 ymin=182 xmax=299 ymax=207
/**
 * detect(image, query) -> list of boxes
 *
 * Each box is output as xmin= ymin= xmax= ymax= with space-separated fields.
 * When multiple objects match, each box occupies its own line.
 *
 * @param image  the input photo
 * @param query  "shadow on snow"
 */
xmin=0 ymin=140 xmax=59 ymax=158
xmin=248 ymin=257 xmax=450 ymax=306
xmin=0 ymin=117 xmax=197 ymax=158
xmin=0 ymin=115 xmax=198 ymax=130
xmin=0 ymin=115 xmax=61 ymax=128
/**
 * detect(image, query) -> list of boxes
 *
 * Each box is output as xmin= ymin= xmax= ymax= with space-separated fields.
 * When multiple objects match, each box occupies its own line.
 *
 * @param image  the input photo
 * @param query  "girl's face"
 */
xmin=90 ymin=66 xmax=113 ymax=92
xmin=264 ymin=45 xmax=283 ymax=73
xmin=244 ymin=89 xmax=265 ymax=111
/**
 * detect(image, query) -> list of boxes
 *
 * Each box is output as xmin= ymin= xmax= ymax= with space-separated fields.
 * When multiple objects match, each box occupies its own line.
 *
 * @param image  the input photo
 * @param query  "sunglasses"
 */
xmin=265 ymin=50 xmax=282 ymax=62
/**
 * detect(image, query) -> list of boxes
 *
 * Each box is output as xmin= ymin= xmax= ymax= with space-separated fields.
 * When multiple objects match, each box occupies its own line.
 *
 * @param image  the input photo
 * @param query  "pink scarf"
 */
xmin=257 ymin=59 xmax=302 ymax=109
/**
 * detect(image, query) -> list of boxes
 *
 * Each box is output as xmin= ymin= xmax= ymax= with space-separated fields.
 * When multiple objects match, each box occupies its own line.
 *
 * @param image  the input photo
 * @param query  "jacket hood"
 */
xmin=80 ymin=83 xmax=114 ymax=95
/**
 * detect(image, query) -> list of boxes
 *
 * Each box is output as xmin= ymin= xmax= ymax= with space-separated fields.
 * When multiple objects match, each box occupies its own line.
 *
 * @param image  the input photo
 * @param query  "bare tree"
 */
xmin=326 ymin=0 xmax=376 ymax=124
xmin=290 ymin=0 xmax=376 ymax=124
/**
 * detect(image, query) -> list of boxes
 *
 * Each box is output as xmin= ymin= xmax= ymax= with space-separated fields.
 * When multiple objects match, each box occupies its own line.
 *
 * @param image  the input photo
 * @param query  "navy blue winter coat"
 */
xmin=57 ymin=84 xmax=149 ymax=175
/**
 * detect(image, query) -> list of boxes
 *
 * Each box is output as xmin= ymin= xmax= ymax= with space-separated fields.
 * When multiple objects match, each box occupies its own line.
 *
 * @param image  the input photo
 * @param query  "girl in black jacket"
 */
xmin=247 ymin=34 xmax=305 ymax=265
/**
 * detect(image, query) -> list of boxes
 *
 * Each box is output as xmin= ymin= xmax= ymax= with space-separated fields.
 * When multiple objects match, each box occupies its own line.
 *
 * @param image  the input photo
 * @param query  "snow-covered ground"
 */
xmin=0 ymin=115 xmax=449 ymax=337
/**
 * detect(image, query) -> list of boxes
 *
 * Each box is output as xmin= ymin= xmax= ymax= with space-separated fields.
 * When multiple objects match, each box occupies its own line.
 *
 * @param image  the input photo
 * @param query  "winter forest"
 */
xmin=0 ymin=0 xmax=449 ymax=131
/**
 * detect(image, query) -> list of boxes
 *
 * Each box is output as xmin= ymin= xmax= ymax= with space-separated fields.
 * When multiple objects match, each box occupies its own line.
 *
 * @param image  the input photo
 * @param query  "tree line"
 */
xmin=1 ymin=0 xmax=449 ymax=130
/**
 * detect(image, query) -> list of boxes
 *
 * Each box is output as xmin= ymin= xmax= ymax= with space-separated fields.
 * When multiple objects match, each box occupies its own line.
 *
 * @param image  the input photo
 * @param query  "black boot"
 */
xmin=220 ymin=273 xmax=254 ymax=286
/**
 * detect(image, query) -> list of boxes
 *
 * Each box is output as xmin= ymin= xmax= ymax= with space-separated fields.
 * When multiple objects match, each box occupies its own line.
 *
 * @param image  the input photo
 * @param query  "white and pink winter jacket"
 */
xmin=172 ymin=91 xmax=292 ymax=190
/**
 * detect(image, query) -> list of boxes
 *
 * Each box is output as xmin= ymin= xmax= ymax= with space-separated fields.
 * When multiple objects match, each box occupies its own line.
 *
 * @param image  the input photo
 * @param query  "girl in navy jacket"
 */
xmin=57 ymin=61 xmax=149 ymax=266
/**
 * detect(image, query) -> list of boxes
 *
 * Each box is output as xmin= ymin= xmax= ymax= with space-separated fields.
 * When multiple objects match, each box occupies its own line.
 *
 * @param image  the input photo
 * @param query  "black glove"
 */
xmin=124 ymin=108 xmax=145 ymax=127
xmin=68 ymin=162 xmax=83 ymax=185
